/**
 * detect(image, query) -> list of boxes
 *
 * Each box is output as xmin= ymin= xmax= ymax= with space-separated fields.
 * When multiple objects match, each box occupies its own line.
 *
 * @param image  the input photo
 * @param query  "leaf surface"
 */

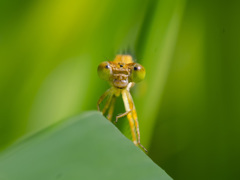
xmin=0 ymin=111 xmax=172 ymax=180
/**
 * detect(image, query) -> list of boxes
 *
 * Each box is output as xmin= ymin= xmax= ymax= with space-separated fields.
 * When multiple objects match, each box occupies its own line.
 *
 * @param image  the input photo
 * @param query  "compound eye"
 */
xmin=130 ymin=63 xmax=145 ymax=83
xmin=97 ymin=61 xmax=112 ymax=81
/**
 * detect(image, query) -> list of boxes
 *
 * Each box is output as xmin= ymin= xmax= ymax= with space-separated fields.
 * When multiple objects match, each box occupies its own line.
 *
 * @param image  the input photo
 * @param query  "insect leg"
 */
xmin=122 ymin=89 xmax=137 ymax=146
xmin=106 ymin=95 xmax=116 ymax=121
xmin=125 ymin=90 xmax=147 ymax=152
xmin=97 ymin=88 xmax=112 ymax=112
xmin=101 ymin=93 xmax=113 ymax=115
xmin=115 ymin=110 xmax=131 ymax=123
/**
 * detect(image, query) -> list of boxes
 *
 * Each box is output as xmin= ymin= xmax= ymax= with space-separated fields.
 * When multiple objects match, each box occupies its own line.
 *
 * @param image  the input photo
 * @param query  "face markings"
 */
xmin=98 ymin=56 xmax=145 ymax=89
xmin=118 ymin=62 xmax=124 ymax=68
xmin=109 ymin=62 xmax=131 ymax=88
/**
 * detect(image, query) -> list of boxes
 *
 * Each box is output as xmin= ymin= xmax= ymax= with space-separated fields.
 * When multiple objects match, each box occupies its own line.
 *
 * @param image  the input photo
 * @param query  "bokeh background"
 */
xmin=0 ymin=0 xmax=239 ymax=179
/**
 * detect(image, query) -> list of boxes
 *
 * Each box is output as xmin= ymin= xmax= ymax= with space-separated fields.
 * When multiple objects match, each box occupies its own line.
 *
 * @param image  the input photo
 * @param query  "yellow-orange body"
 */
xmin=97 ymin=55 xmax=147 ymax=152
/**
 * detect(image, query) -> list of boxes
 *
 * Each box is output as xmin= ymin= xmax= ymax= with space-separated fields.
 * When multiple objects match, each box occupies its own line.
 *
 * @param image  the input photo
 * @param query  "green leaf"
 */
xmin=135 ymin=0 xmax=186 ymax=147
xmin=0 ymin=111 xmax=172 ymax=180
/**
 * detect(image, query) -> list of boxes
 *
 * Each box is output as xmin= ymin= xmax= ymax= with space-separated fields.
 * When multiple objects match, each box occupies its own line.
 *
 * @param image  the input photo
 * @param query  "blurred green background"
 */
xmin=0 ymin=0 xmax=239 ymax=179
